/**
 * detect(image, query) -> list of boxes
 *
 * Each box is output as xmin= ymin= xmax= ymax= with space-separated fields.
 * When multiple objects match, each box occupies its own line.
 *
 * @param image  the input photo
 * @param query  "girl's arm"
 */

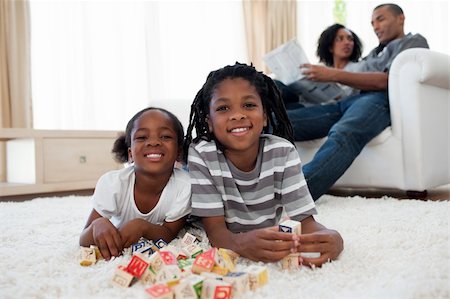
xmin=79 ymin=209 xmax=123 ymax=260
xmin=202 ymin=216 xmax=298 ymax=263
xmin=298 ymin=215 xmax=344 ymax=267
xmin=119 ymin=217 xmax=187 ymax=248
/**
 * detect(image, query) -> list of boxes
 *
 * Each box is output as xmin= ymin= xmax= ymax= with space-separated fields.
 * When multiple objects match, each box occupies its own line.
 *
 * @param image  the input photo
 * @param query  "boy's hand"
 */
xmin=119 ymin=219 xmax=146 ymax=248
xmin=297 ymin=229 xmax=343 ymax=267
xmin=91 ymin=217 xmax=123 ymax=260
xmin=236 ymin=226 xmax=299 ymax=263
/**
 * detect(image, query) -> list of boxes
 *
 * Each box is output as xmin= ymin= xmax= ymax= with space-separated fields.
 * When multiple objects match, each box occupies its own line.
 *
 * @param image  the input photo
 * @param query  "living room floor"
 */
xmin=329 ymin=184 xmax=450 ymax=201
xmin=2 ymin=184 xmax=449 ymax=202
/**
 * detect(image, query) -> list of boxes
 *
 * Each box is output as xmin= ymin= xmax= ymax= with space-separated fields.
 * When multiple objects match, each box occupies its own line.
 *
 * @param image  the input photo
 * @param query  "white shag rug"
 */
xmin=0 ymin=195 xmax=448 ymax=299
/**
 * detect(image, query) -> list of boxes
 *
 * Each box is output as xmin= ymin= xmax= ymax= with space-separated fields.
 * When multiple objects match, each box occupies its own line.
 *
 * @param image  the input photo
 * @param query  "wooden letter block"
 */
xmin=224 ymin=272 xmax=250 ymax=297
xmin=201 ymin=279 xmax=232 ymax=299
xmin=126 ymin=254 xmax=150 ymax=278
xmin=281 ymin=253 xmax=301 ymax=270
xmin=145 ymin=283 xmax=173 ymax=299
xmin=182 ymin=244 xmax=203 ymax=258
xmin=132 ymin=238 xmax=154 ymax=255
xmin=155 ymin=264 xmax=182 ymax=285
xmin=181 ymin=232 xmax=198 ymax=247
xmin=246 ymin=265 xmax=268 ymax=290
xmin=217 ymin=248 xmax=237 ymax=271
xmin=192 ymin=254 xmax=215 ymax=274
xmin=279 ymin=219 xmax=302 ymax=235
xmin=155 ymin=238 xmax=168 ymax=249
xmin=160 ymin=251 xmax=177 ymax=266
xmin=148 ymin=252 xmax=165 ymax=274
xmin=79 ymin=246 xmax=96 ymax=266
xmin=111 ymin=265 xmax=134 ymax=288
xmin=183 ymin=274 xmax=205 ymax=298
xmin=172 ymin=281 xmax=198 ymax=299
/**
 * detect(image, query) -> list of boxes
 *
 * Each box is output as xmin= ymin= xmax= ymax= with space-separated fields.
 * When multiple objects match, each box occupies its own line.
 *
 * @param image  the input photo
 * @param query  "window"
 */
xmin=30 ymin=0 xmax=247 ymax=131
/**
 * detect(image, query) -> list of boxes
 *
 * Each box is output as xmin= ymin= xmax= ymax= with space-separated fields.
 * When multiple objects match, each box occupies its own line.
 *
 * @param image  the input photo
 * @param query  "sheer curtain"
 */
xmin=243 ymin=0 xmax=297 ymax=71
xmin=30 ymin=1 xmax=247 ymax=131
xmin=1 ymin=0 xmax=32 ymax=182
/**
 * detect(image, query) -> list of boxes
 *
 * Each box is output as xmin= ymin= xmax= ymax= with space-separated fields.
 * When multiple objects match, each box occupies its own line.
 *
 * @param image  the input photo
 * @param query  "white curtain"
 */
xmin=30 ymin=0 xmax=247 ymax=131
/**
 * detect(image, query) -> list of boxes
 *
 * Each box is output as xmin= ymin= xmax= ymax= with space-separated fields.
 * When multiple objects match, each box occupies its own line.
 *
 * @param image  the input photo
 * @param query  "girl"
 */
xmin=183 ymin=63 xmax=343 ymax=266
xmin=80 ymin=107 xmax=191 ymax=260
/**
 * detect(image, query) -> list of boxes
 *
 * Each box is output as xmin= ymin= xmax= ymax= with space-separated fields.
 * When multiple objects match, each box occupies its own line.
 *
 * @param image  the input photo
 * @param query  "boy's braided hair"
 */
xmin=182 ymin=62 xmax=294 ymax=163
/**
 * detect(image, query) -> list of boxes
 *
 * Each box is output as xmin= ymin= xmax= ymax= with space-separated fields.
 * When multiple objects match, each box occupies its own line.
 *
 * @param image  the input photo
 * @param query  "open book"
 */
xmin=263 ymin=39 xmax=346 ymax=105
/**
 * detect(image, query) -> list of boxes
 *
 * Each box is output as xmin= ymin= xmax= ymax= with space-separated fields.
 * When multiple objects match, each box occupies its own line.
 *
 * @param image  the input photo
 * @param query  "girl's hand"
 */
xmin=236 ymin=226 xmax=299 ymax=263
xmin=301 ymin=63 xmax=338 ymax=82
xmin=91 ymin=217 xmax=123 ymax=260
xmin=119 ymin=219 xmax=146 ymax=248
xmin=297 ymin=229 xmax=344 ymax=267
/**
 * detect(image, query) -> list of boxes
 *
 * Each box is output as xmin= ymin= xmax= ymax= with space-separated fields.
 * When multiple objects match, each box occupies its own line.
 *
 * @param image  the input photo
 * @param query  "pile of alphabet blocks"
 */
xmin=80 ymin=232 xmax=268 ymax=299
xmin=78 ymin=219 xmax=305 ymax=298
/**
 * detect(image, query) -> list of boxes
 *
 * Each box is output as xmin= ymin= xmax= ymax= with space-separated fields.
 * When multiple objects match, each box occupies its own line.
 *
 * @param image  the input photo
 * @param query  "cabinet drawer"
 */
xmin=43 ymin=138 xmax=119 ymax=183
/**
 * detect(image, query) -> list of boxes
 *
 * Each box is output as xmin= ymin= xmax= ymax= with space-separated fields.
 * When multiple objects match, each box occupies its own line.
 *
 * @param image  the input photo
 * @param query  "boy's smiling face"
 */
xmin=207 ymin=77 xmax=267 ymax=160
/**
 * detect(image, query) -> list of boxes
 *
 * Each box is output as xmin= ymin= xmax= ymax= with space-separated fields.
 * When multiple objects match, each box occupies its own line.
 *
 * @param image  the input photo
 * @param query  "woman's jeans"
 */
xmin=286 ymin=91 xmax=390 ymax=200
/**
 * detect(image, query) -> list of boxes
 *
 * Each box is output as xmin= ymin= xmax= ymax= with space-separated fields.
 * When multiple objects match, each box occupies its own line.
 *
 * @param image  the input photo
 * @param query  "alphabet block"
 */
xmin=279 ymin=219 xmax=302 ymax=235
xmin=111 ymin=265 xmax=134 ymax=288
xmin=201 ymin=279 xmax=232 ymax=299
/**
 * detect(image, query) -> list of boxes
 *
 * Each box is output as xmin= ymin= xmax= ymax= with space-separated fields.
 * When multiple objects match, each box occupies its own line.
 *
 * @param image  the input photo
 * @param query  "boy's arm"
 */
xmin=298 ymin=215 xmax=344 ymax=266
xmin=202 ymin=216 xmax=298 ymax=263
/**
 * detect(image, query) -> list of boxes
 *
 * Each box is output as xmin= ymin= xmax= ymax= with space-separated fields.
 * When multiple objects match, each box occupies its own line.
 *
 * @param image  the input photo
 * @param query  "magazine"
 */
xmin=263 ymin=39 xmax=346 ymax=105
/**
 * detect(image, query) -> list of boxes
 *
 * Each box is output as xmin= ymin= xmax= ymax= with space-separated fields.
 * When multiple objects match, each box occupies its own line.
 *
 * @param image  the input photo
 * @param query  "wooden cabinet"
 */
xmin=0 ymin=129 xmax=123 ymax=197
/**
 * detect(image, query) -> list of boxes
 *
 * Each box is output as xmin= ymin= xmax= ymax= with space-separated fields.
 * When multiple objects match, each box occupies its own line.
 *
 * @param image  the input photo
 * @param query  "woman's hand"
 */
xmin=297 ymin=229 xmax=344 ymax=267
xmin=91 ymin=217 xmax=123 ymax=260
xmin=235 ymin=226 xmax=299 ymax=263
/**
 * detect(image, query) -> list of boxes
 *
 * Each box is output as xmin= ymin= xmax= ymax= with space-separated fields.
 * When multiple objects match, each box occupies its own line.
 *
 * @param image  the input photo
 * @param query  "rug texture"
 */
xmin=0 ymin=195 xmax=448 ymax=299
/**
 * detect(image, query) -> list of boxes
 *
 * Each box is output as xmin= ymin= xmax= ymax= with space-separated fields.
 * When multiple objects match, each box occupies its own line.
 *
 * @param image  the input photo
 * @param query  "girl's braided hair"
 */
xmin=182 ymin=62 xmax=294 ymax=163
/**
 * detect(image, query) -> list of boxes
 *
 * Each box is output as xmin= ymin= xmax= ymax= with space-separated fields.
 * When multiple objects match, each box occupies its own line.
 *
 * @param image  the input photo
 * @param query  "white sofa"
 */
xmin=295 ymin=48 xmax=450 ymax=195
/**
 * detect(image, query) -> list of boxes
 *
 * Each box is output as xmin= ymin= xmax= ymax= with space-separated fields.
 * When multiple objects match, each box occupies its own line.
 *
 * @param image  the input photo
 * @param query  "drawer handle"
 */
xmin=79 ymin=156 xmax=87 ymax=163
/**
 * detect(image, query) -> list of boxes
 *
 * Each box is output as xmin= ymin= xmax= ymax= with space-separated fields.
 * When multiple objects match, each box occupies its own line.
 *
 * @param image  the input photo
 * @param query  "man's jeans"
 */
xmin=286 ymin=91 xmax=390 ymax=200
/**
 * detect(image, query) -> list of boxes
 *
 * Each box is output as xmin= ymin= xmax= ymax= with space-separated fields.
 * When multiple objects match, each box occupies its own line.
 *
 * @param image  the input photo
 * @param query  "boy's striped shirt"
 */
xmin=188 ymin=134 xmax=316 ymax=233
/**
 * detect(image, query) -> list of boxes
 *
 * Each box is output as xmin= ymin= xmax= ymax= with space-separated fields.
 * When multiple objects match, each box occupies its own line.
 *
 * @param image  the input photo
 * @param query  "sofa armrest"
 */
xmin=388 ymin=48 xmax=450 ymax=187
xmin=388 ymin=48 xmax=450 ymax=136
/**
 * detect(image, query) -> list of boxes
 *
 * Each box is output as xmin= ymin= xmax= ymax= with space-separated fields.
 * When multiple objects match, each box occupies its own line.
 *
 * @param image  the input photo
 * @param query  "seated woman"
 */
xmin=276 ymin=23 xmax=363 ymax=108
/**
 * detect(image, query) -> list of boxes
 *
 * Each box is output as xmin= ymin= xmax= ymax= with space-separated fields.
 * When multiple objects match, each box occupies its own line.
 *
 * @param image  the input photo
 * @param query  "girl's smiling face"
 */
xmin=128 ymin=109 xmax=180 ymax=176
xmin=207 ymin=77 xmax=267 ymax=158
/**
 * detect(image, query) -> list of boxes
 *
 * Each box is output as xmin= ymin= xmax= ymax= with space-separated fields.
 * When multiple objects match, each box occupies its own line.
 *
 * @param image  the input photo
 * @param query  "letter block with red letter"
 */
xmin=201 ymin=279 xmax=232 ymax=299
xmin=145 ymin=283 xmax=173 ymax=299
xmin=126 ymin=253 xmax=150 ymax=278
xmin=191 ymin=253 xmax=215 ymax=274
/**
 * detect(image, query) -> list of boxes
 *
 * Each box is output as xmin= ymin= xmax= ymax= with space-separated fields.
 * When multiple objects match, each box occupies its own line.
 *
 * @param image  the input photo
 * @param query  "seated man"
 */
xmin=286 ymin=3 xmax=429 ymax=200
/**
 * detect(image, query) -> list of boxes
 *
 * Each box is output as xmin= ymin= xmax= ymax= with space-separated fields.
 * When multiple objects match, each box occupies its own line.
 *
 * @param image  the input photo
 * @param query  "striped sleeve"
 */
xmin=279 ymin=142 xmax=317 ymax=221
xmin=188 ymin=142 xmax=225 ymax=217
